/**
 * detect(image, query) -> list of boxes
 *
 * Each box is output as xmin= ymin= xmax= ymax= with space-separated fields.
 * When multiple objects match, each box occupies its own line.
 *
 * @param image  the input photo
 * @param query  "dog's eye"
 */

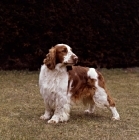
xmin=62 ymin=48 xmax=67 ymax=53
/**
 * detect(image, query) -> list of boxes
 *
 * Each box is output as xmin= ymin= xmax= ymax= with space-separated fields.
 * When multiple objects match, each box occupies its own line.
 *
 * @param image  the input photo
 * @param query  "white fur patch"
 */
xmin=39 ymin=64 xmax=68 ymax=99
xmin=87 ymin=68 xmax=109 ymax=108
xmin=87 ymin=68 xmax=98 ymax=80
xmin=110 ymin=106 xmax=120 ymax=120
xmin=93 ymin=86 xmax=109 ymax=108
xmin=39 ymin=64 xmax=71 ymax=123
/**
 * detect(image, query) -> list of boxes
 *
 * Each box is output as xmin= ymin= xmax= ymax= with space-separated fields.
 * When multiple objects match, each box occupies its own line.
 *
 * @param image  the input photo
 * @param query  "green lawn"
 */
xmin=0 ymin=69 xmax=139 ymax=140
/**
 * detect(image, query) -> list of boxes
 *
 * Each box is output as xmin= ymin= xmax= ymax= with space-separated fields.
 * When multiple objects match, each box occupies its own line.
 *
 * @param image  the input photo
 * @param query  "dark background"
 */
xmin=0 ymin=0 xmax=139 ymax=70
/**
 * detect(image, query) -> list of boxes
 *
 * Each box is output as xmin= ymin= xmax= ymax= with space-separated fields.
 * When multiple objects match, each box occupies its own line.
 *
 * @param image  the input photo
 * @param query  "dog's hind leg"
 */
xmin=93 ymin=86 xmax=120 ymax=120
xmin=84 ymin=103 xmax=96 ymax=114
xmin=84 ymin=98 xmax=96 ymax=114
xmin=107 ymin=94 xmax=120 ymax=120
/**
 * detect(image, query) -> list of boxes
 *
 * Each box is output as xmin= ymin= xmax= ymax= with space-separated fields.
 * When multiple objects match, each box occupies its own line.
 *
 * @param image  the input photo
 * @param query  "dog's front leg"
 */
xmin=48 ymin=101 xmax=70 ymax=123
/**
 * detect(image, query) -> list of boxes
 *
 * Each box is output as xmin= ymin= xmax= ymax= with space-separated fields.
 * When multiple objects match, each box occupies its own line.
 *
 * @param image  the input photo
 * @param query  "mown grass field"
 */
xmin=0 ymin=68 xmax=139 ymax=140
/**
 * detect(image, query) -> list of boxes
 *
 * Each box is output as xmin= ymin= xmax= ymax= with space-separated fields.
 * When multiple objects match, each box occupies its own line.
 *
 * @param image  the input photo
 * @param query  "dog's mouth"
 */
xmin=63 ymin=59 xmax=78 ymax=66
xmin=63 ymin=55 xmax=78 ymax=66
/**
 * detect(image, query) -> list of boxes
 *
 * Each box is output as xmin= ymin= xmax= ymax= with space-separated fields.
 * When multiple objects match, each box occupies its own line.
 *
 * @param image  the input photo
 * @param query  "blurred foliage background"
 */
xmin=0 ymin=0 xmax=139 ymax=70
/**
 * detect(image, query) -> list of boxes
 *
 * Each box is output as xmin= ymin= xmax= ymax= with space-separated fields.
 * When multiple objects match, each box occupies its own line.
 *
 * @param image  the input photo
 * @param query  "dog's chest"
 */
xmin=43 ymin=69 xmax=69 ymax=93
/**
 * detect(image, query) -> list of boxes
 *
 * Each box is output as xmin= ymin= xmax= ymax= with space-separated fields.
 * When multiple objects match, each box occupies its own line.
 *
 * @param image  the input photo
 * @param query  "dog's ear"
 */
xmin=43 ymin=47 xmax=56 ymax=70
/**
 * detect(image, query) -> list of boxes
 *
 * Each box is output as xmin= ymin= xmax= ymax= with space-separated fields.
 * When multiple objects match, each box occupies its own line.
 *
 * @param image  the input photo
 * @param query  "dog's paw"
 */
xmin=48 ymin=119 xmax=59 ymax=124
xmin=111 ymin=116 xmax=120 ymax=121
xmin=84 ymin=110 xmax=94 ymax=114
xmin=40 ymin=115 xmax=50 ymax=120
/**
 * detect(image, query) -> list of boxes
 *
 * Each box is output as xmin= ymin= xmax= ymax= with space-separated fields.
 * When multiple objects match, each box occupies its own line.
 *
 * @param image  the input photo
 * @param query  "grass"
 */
xmin=0 ymin=68 xmax=139 ymax=140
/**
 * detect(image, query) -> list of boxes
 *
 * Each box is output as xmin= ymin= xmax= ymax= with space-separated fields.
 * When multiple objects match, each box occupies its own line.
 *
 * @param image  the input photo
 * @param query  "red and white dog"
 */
xmin=39 ymin=44 xmax=120 ymax=123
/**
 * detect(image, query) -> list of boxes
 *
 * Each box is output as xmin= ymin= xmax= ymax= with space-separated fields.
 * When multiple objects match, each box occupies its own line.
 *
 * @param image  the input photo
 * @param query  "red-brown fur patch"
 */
xmin=68 ymin=66 xmax=115 ymax=107
xmin=68 ymin=66 xmax=96 ymax=103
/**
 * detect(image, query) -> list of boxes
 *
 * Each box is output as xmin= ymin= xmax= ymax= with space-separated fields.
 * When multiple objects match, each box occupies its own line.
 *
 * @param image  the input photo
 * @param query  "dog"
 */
xmin=39 ymin=44 xmax=120 ymax=123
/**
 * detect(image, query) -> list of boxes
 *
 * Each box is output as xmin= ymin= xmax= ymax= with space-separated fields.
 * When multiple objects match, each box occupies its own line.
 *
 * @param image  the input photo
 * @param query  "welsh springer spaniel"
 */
xmin=39 ymin=44 xmax=120 ymax=123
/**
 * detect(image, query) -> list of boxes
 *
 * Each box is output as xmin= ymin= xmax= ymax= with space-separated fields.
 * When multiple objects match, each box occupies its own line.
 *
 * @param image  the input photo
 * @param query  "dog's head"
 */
xmin=43 ymin=44 xmax=78 ymax=70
